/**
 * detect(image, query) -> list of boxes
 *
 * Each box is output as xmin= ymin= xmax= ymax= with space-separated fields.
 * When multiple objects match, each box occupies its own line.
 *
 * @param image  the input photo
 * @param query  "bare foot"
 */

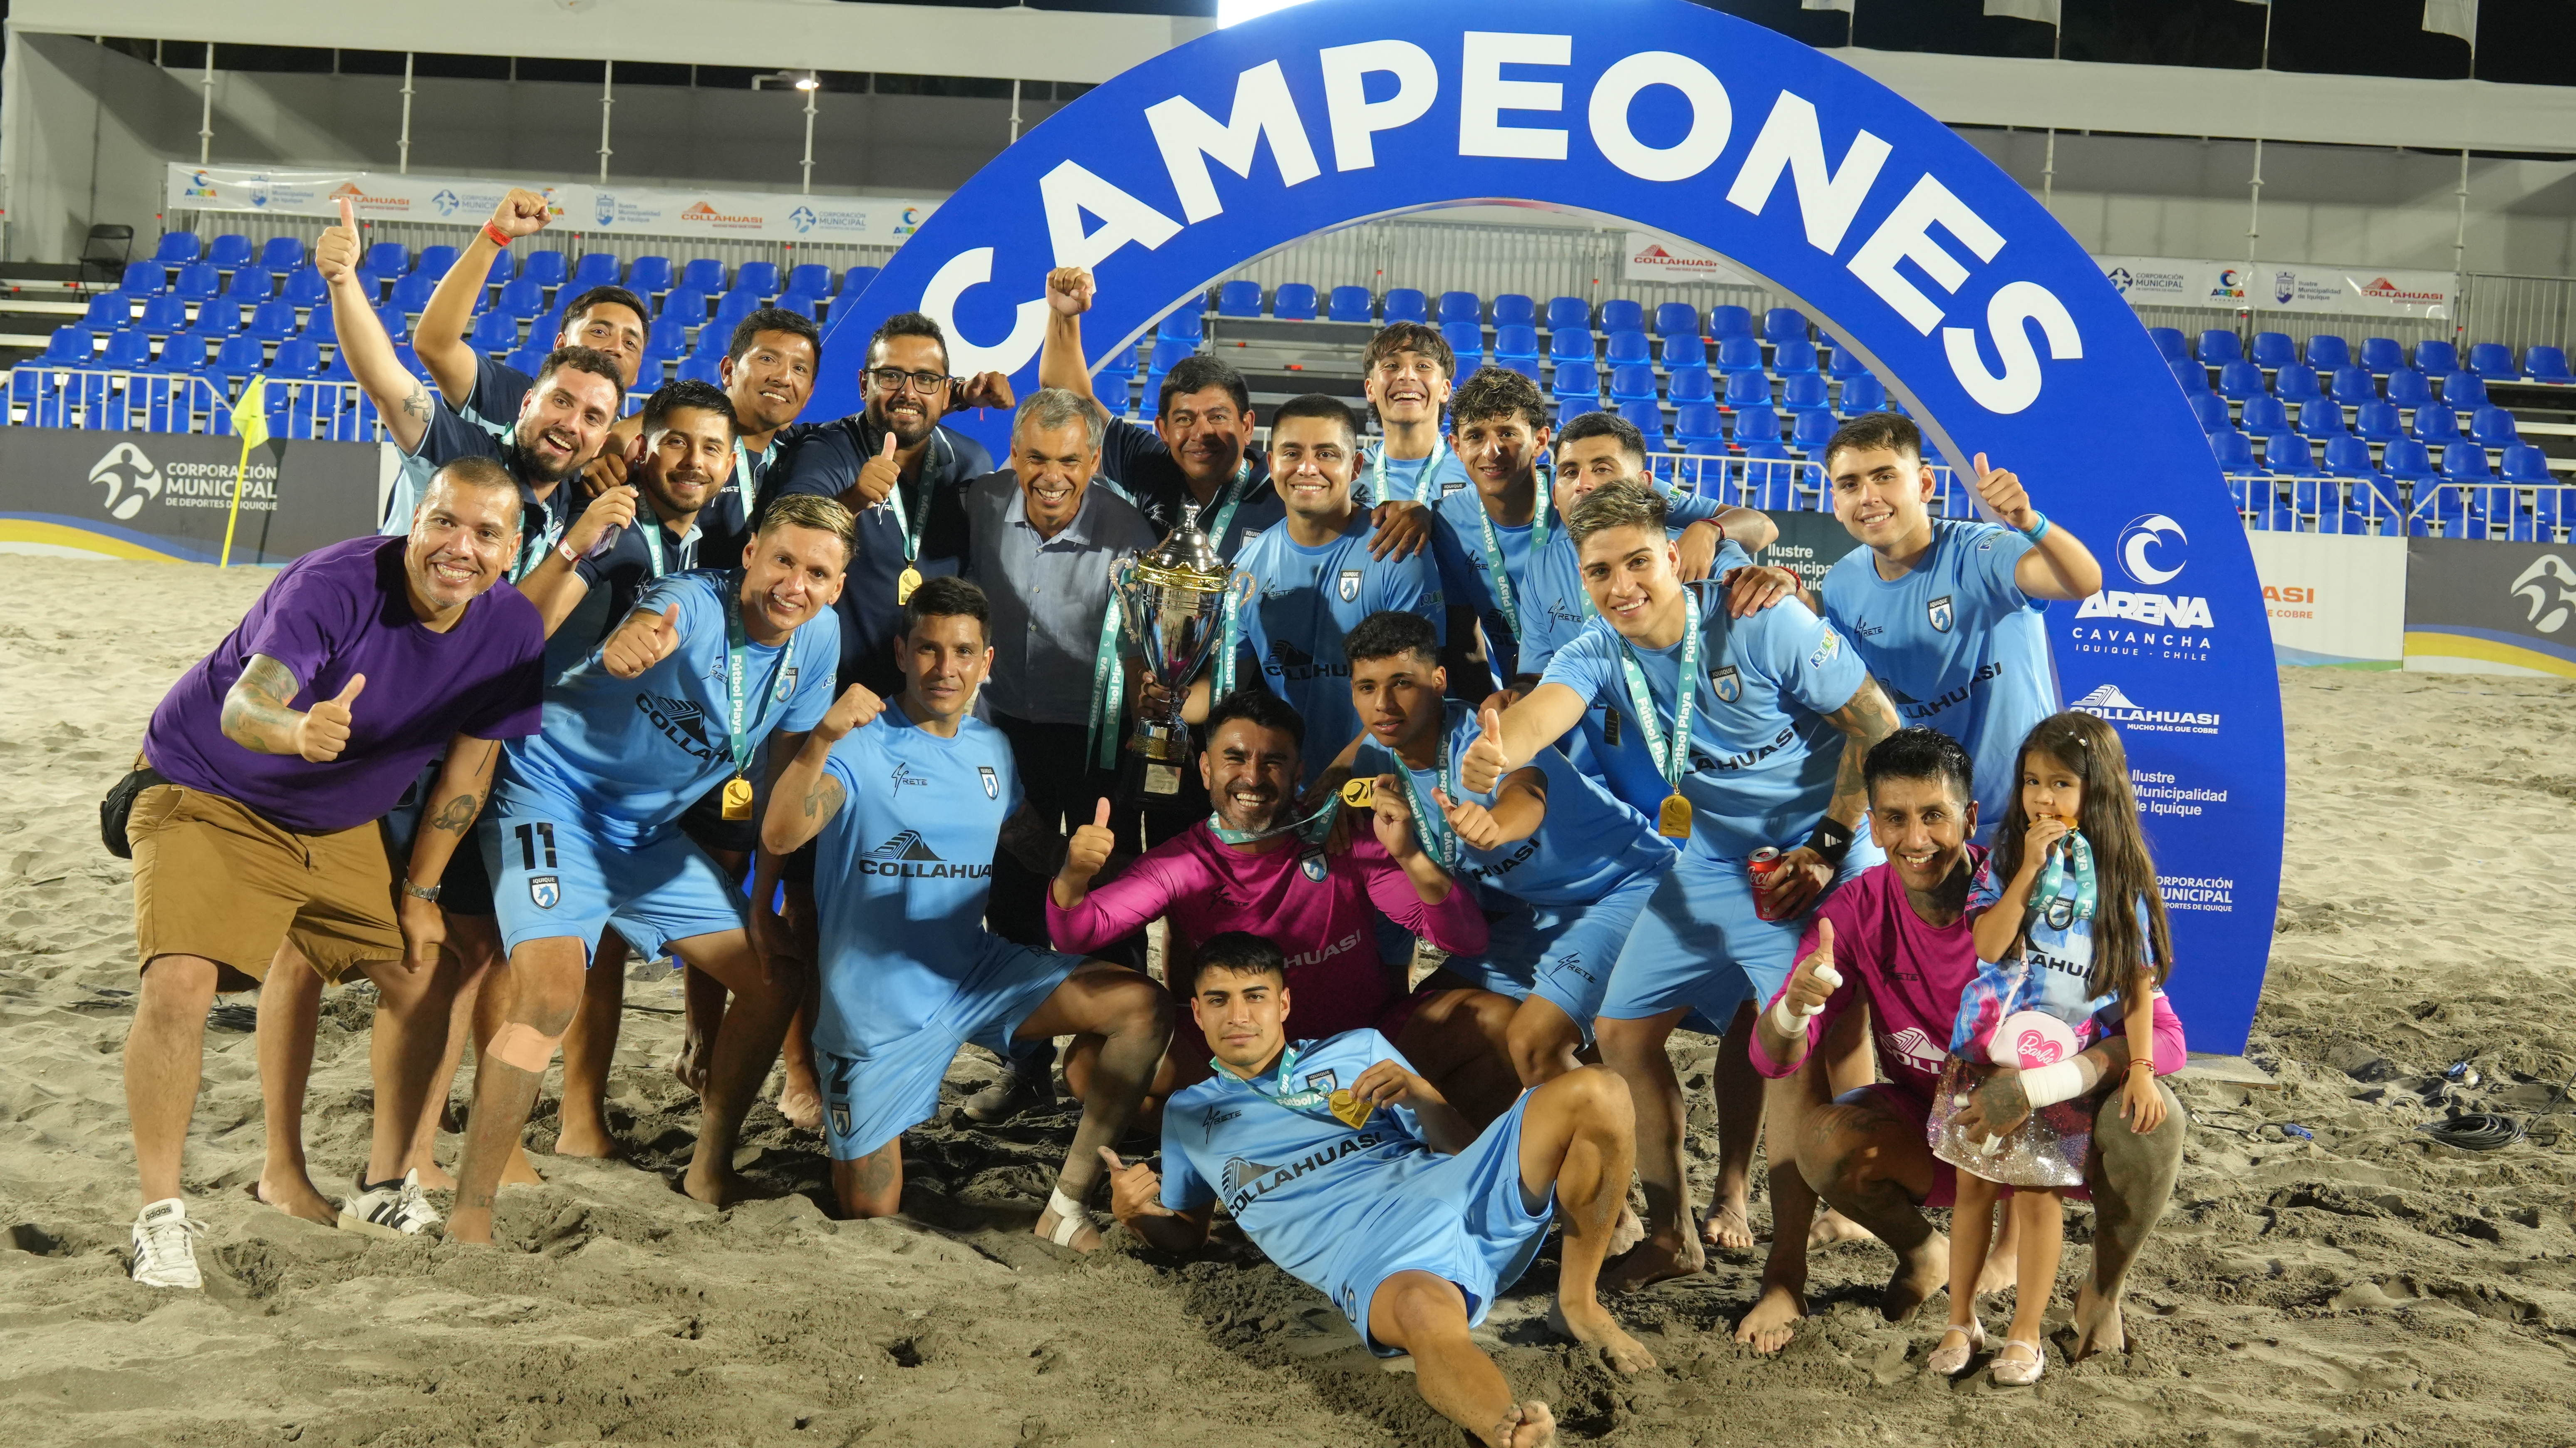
xmin=1732 ymin=1282 xmax=1806 ymax=1354
xmin=2067 ymin=1280 xmax=2126 ymax=1361
xmin=249 ymin=1173 xmax=336 ymax=1227
xmin=499 ymin=1146 xmax=545 ymax=1188
xmin=1492 ymin=1401 xmax=1556 ymax=1448
xmin=1607 ymin=1204 xmax=1645 ymax=1258
xmin=1879 ymin=1238 xmax=1949 ymax=1323
xmin=1698 ymin=1193 xmax=1755 ymax=1252
xmin=1546 ymin=1301 xmax=1657 ymax=1374
xmin=406 ymin=1158 xmax=457 ymax=1191
xmin=669 ymin=1039 xmax=711 ymax=1097
xmin=1033 ymin=1206 xmax=1105 ymax=1252
xmin=775 ymin=1074 xmax=822 ymax=1133
xmin=1602 ymin=1235 xmax=1703 ymax=1294
xmin=445 ymin=1206 xmax=494 ymax=1246
xmin=1975 ymin=1245 xmax=2019 ymax=1296
xmin=681 ymin=1163 xmax=760 ymax=1209
xmin=551 ymin=1116 xmax=624 ymax=1160
xmin=1807 ymin=1207 xmax=1874 ymax=1247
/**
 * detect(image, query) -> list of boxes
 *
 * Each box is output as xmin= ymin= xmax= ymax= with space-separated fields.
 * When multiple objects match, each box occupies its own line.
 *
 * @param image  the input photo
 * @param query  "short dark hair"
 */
xmin=1555 ymin=409 xmax=1647 ymax=468
xmin=1189 ymin=932 xmax=1287 ymax=993
xmin=426 ymin=455 xmax=524 ymax=529
xmin=1204 ymin=687 xmax=1303 ymax=751
xmin=1157 ymin=354 xmax=1251 ymax=420
xmin=1268 ymin=393 xmax=1359 ymax=447
xmin=1564 ymin=476 xmax=1667 ymax=547
xmin=867 ymin=311 xmax=949 ymax=373
xmin=533 ymin=345 xmax=627 ymax=406
xmin=1342 ymin=609 xmax=1439 ymax=667
xmin=640 ymin=379 xmax=738 ymax=439
xmin=1861 ymin=726 xmax=1973 ymax=808
xmin=727 ymin=307 xmax=823 ymax=367
xmin=561 ymin=285 xmax=649 ymax=335
xmin=1449 ymin=365 xmax=1550 ymax=435
xmin=1361 ymin=321 xmax=1455 ymax=382
xmin=1823 ymin=411 xmax=1922 ymax=473
xmin=901 ymin=574 xmax=989 ymax=640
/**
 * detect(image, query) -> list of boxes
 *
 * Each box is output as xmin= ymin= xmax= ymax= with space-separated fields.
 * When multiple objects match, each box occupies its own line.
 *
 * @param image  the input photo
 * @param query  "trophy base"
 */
xmin=1122 ymin=722 xmax=1194 ymax=801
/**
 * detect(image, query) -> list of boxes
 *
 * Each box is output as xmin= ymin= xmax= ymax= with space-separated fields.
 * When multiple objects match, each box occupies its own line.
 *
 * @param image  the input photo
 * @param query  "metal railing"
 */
xmin=2227 ymin=474 xmax=2573 ymax=541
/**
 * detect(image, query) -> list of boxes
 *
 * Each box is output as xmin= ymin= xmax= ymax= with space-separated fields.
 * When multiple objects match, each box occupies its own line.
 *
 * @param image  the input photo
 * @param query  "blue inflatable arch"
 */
xmin=815 ymin=0 xmax=2283 ymax=1052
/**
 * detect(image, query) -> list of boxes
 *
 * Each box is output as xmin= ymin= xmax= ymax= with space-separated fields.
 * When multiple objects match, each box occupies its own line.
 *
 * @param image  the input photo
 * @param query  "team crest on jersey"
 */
xmin=528 ymin=875 xmax=560 ymax=910
xmin=1709 ymin=664 xmax=1742 ymax=704
xmin=1298 ymin=847 xmax=1327 ymax=882
xmin=777 ymin=666 xmax=798 ymax=701
xmin=830 ymin=1103 xmax=850 ymax=1137
xmin=1303 ymin=1069 xmax=1340 ymax=1093
xmin=978 ymin=765 xmax=998 ymax=799
xmin=1337 ymin=568 xmax=1362 ymax=603
xmin=1927 ymin=595 xmax=1954 ymax=634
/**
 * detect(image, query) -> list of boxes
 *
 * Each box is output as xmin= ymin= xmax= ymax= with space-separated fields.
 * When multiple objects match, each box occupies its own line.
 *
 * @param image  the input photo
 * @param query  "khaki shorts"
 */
xmin=129 ymin=783 xmax=403 ymax=986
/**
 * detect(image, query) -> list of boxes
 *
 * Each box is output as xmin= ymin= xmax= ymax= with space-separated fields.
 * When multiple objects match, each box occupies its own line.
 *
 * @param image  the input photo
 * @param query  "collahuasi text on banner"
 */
xmin=2095 ymin=253 xmax=2455 ymax=320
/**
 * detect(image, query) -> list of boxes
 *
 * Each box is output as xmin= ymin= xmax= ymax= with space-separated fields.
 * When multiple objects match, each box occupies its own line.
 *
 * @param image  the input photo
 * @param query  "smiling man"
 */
xmin=447 ymin=496 xmax=855 ymax=1243
xmin=1360 ymin=321 xmax=1471 ymax=503
xmin=120 ymin=459 xmax=546 ymax=1286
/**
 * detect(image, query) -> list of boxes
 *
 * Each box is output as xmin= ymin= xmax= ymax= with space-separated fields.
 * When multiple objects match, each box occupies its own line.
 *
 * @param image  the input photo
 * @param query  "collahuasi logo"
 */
xmin=856 ymin=831 xmax=991 ymax=880
xmin=2070 ymin=683 xmax=2220 ymax=736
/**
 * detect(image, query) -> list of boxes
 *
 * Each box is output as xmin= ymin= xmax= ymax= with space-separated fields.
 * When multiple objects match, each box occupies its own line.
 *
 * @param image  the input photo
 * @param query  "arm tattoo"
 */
xmin=218 ymin=655 xmax=303 ymax=754
xmin=801 ymin=772 xmax=845 ymax=822
xmin=1821 ymin=677 xmax=1902 ymax=825
xmin=429 ymin=792 xmax=483 ymax=837
xmin=400 ymin=381 xmax=432 ymax=423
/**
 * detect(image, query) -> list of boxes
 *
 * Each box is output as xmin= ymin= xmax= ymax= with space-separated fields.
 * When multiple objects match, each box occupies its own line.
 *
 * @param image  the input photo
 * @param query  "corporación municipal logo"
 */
xmin=2105 ymin=267 xmax=2133 ymax=293
xmin=790 ymin=205 xmax=817 ymax=233
xmin=90 ymin=443 xmax=162 ymax=521
xmin=2509 ymin=554 xmax=2576 ymax=633
xmin=431 ymin=189 xmax=460 ymax=216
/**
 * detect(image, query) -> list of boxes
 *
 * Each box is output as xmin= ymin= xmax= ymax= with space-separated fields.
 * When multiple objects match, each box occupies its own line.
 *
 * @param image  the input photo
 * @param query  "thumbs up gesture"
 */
xmin=1432 ymin=787 xmax=1506 ymax=853
xmin=316 ymin=198 xmax=362 ymax=288
xmin=604 ymin=603 xmax=683 ymax=679
xmin=1783 ymin=919 xmax=1844 ymax=1019
xmin=1970 ymin=451 xmax=2036 ymax=532
xmin=1459 ymin=702 xmax=1511 ymax=794
xmin=1059 ymin=797 xmax=1118 ymax=894
xmin=295 ymin=675 xmax=364 ymax=762
xmin=853 ymin=430 xmax=902 ymax=508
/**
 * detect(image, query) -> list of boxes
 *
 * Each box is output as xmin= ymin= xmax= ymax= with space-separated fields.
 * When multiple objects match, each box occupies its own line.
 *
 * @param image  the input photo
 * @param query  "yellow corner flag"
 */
xmin=220 ymin=375 xmax=270 ymax=568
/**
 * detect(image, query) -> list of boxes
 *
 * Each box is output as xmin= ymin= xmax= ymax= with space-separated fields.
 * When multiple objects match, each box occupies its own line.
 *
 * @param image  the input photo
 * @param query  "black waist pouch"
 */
xmin=101 ymin=766 xmax=170 ymax=860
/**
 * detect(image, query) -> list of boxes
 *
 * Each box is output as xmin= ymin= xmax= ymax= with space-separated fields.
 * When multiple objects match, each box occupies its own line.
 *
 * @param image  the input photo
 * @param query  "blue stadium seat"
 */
xmin=2274 ymin=363 xmax=2321 ymax=404
xmin=836 ymin=265 xmax=879 ymax=302
xmin=2208 ymin=429 xmax=2254 ymax=475
xmin=734 ymin=261 xmax=780 ymax=298
xmin=1762 ymin=307 xmax=1808 ymax=345
xmin=1268 ymin=283 xmax=1313 ymax=320
xmin=777 ymin=293 xmax=821 ymax=322
xmin=2320 ymin=436 xmax=2377 ymax=479
xmin=2169 ymin=357 xmax=2209 ymax=395
xmin=1551 ymin=396 xmax=1601 ymax=429
xmin=1789 ymin=405 xmax=1837 ymax=454
xmin=2526 ymin=344 xmax=2574 ymax=383
xmin=1437 ymin=291 xmax=1481 ymax=325
xmin=2413 ymin=404 xmax=2461 ymax=445
xmin=1838 ymin=374 xmax=1887 ymax=413
xmin=99 ymin=329 xmax=151 ymax=372
xmin=1732 ymin=404 xmax=1787 ymax=453
xmin=1382 ymin=288 xmax=1428 ymax=324
xmin=245 ymin=298 xmax=298 ymax=342
xmin=680 ymin=258 xmax=727 ymax=295
xmin=2304 ymin=335 xmax=2351 ymax=370
xmin=1327 ymin=285 xmax=1372 ymax=323
xmin=1551 ymin=360 xmax=1600 ymax=402
xmin=2471 ymin=405 xmax=2519 ymax=448
xmin=160 ymin=326 xmax=221 ymax=372
xmin=1674 ymin=404 xmax=1724 ymax=450
xmin=503 ymin=342 xmax=547 ymax=378
xmin=1666 ymin=367 xmax=1715 ymax=407
xmin=2440 ymin=441 xmax=2493 ymax=481
xmin=1601 ymin=299 xmax=1645 ymax=334
xmin=1608 ymin=365 xmax=1659 ymax=404
xmin=2355 ymin=337 xmax=2404 ymax=374
xmin=783 ymin=264 xmax=832 ymax=300
xmin=2263 ymin=434 xmax=2318 ymax=476
xmin=2145 ymin=326 xmax=2188 ymax=361
xmin=205 ymin=234 xmax=253 ymax=272
xmin=1440 ymin=321 xmax=1486 ymax=363
xmin=2297 ymin=397 xmax=2349 ymax=441
xmin=1157 ymin=308 xmax=1204 ymax=342
xmin=1548 ymin=327 xmax=1594 ymax=363
xmin=302 ymin=299 xmax=337 ymax=345
xmin=154 ymin=231 xmax=203 ymax=269
xmin=2190 ymin=393 xmax=2231 ymax=434
xmin=473 ymin=310 xmax=522 ymax=355
xmin=1723 ymin=369 xmax=1771 ymax=409
xmin=281 ymin=267 xmax=328 ymax=308
xmin=272 ymin=337 xmax=322 ymax=378
xmin=213 ymin=333 xmax=267 ymax=382
xmin=2328 ymin=365 xmax=2377 ymax=404
xmin=2383 ymin=368 xmax=2431 ymax=409
xmin=1603 ymin=331 xmax=1651 ymax=367
xmin=1149 ymin=337 xmax=1195 ymax=372
xmin=1662 ymin=334 xmax=1707 ymax=369
xmin=2196 ymin=330 xmax=2241 ymax=365
xmin=223 ymin=266 xmax=273 ymax=307
xmin=115 ymin=264 xmax=163 ymax=298
xmin=1546 ymin=296 xmax=1590 ymax=332
xmin=372 ymin=303 xmax=409 ymax=345
xmin=2240 ymin=395 xmax=2291 ymax=438
xmin=2249 ymin=332 xmax=2296 ymax=370
xmin=139 ymin=293 xmax=189 ymax=340
xmin=660 ymin=287 xmax=710 ymax=329
xmin=1654 ymin=302 xmax=1699 ymax=340
xmin=1492 ymin=294 xmax=1536 ymax=328
xmin=1716 ymin=336 xmax=1764 ymax=375
xmin=410 ymin=244 xmax=458 ymax=282
xmin=1781 ymin=372 xmax=1831 ymax=417
xmin=521 ymin=251 xmax=570 ymax=289
xmin=2216 ymin=360 xmax=2266 ymax=401
xmin=1618 ymin=398 xmax=1666 ymax=444
xmin=1772 ymin=339 xmax=1820 ymax=376
xmin=1494 ymin=325 xmax=1540 ymax=364
xmin=2439 ymin=370 xmax=2486 ymax=408
xmin=572 ymin=253 xmax=623 ymax=290
xmin=171 ymin=263 xmax=220 ymax=304
xmin=361 ymin=242 xmax=409 ymax=280
xmin=650 ymin=308 xmax=696 ymax=355
xmin=1091 ymin=367 xmax=1134 ymax=418
xmin=390 ymin=272 xmax=437 ymax=316
xmin=669 ymin=355 xmax=718 ymax=389
xmin=1209 ymin=281 xmax=1257 ymax=318
xmin=2412 ymin=339 xmax=2457 ymax=374
xmin=2381 ymin=438 xmax=2436 ymax=484
xmin=495 ymin=275 xmax=547 ymax=320
xmin=2467 ymin=341 xmax=2515 ymax=378
xmin=1708 ymin=305 xmax=1754 ymax=340
xmin=2502 ymin=443 xmax=2555 ymax=485
xmin=258 ymin=236 xmax=306 ymax=272
xmin=713 ymin=288 xmax=760 ymax=333
xmin=77 ymin=294 xmax=129 ymax=335
xmin=626 ymin=256 xmax=674 ymax=296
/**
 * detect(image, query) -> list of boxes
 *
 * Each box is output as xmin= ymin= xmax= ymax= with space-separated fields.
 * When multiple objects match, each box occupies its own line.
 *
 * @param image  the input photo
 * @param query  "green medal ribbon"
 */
xmin=1216 ymin=1044 xmax=1347 ymax=1120
xmin=1613 ymin=587 xmax=1702 ymax=799
xmin=1372 ymin=436 xmax=1448 ymax=504
xmin=1471 ymin=479 xmax=1547 ymax=645
xmin=1389 ymin=727 xmax=1459 ymax=873
xmin=1203 ymin=795 xmax=1339 ymax=848
xmin=2032 ymin=828 xmax=2098 ymax=922
xmin=637 ymin=515 xmax=698 ymax=580
xmin=498 ymin=424 xmax=564 ymax=583
xmin=720 ymin=571 xmax=798 ymax=782
xmin=1084 ymin=595 xmax=1125 ymax=771
xmin=1204 ymin=457 xmax=1253 ymax=553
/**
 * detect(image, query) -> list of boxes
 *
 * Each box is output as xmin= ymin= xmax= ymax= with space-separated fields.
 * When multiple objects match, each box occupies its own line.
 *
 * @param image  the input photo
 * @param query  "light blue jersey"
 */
xmin=1538 ymin=580 xmax=1865 ymax=864
xmin=1371 ymin=448 xmax=1471 ymax=506
xmin=1818 ymin=520 xmax=2054 ymax=840
xmin=497 ymin=568 xmax=838 ymax=847
xmin=1230 ymin=513 xmax=1444 ymax=777
xmin=1161 ymin=1030 xmax=1552 ymax=1351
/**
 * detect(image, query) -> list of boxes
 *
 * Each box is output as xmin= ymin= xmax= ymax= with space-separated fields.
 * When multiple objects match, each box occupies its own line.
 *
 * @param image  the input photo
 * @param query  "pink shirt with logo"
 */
xmin=1047 ymin=823 xmax=1489 ymax=1038
xmin=1750 ymin=851 xmax=2185 ymax=1103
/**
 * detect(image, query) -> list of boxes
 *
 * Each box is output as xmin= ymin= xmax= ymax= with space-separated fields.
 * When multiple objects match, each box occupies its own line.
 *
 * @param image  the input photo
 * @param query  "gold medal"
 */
xmin=896 ymin=565 xmax=923 ymax=604
xmin=1338 ymin=776 xmax=1377 ymax=809
xmin=1657 ymin=792 xmax=1693 ymax=840
xmin=1327 ymin=1088 xmax=1375 ymax=1130
xmin=721 ymin=775 xmax=755 ymax=821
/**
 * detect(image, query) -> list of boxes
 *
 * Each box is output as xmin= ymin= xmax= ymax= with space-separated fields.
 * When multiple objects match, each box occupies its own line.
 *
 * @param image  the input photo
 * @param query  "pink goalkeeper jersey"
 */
xmin=1047 ymin=823 xmax=1489 ymax=1039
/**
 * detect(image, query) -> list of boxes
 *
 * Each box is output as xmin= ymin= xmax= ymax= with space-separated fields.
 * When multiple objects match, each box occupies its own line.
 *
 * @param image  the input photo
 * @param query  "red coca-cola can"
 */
xmin=1747 ymin=846 xmax=1785 ymax=921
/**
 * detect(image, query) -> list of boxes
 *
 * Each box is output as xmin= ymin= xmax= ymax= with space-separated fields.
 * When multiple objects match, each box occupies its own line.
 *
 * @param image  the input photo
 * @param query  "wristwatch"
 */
xmin=402 ymin=880 xmax=442 ymax=903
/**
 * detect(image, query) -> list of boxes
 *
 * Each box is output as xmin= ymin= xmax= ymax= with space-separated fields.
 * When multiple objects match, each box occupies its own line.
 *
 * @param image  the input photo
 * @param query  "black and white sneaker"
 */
xmin=130 ymin=1198 xmax=208 ymax=1289
xmin=337 ymin=1170 xmax=441 ymax=1240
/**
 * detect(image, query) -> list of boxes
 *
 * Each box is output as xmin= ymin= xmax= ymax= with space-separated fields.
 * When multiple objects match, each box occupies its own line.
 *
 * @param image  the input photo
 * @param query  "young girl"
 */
xmin=1925 ymin=711 xmax=2182 ymax=1386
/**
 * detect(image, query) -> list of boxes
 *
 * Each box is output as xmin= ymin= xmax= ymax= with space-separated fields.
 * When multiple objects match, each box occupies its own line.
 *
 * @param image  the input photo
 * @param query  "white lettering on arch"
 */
xmin=1845 ymin=174 xmax=2004 ymax=335
xmin=1944 ymin=280 xmax=2083 ymax=415
xmin=919 ymin=248 xmax=1048 ymax=378
xmin=1459 ymin=32 xmax=1570 ymax=161
xmin=1143 ymin=60 xmax=1324 ymax=226
xmin=1723 ymin=90 xmax=1892 ymax=255
xmin=1587 ymin=51 xmax=1731 ymax=183
xmin=1319 ymin=40 xmax=1440 ymax=172
xmin=1038 ymin=160 xmax=1183 ymax=271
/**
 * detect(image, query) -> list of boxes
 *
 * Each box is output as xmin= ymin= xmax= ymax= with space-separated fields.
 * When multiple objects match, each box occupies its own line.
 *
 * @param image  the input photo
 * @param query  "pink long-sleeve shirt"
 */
xmin=1048 ymin=823 xmax=1490 ymax=1039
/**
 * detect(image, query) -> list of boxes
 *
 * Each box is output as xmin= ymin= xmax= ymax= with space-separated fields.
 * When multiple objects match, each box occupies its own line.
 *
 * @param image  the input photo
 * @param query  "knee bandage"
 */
xmin=485 ymin=1022 xmax=563 ymax=1073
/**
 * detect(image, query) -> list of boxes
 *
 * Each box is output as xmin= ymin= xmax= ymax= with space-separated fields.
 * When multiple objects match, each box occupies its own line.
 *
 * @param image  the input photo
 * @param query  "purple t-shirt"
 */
xmin=144 ymin=536 xmax=547 ymax=834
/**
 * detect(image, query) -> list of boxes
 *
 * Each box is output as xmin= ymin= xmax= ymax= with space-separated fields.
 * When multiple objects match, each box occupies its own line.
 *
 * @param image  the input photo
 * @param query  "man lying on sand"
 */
xmin=1106 ymin=933 xmax=1652 ymax=1448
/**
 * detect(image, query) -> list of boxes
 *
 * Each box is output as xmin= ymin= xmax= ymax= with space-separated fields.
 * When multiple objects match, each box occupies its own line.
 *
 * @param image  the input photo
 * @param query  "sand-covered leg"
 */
xmin=1593 ymin=1008 xmax=1703 ymax=1291
xmin=675 ymin=930 xmax=798 ymax=1208
xmin=1020 ymin=963 xmax=1171 ymax=1250
xmin=552 ymin=932 xmax=629 ymax=1158
xmin=1699 ymin=1002 xmax=1764 ymax=1252
xmin=1371 ymin=1272 xmax=1549 ymax=1448
xmin=1523 ymin=1067 xmax=1656 ymax=1373
xmin=448 ymin=940 xmax=583 ymax=1245
xmin=2074 ymin=1075 xmax=2183 ymax=1359
xmin=252 ymin=945 xmax=335 ymax=1223
xmin=127 ymin=954 xmax=223 ymax=1208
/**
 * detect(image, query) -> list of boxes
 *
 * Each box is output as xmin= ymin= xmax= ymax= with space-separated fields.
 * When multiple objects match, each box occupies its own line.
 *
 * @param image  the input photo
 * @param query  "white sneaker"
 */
xmin=130 ymin=1198 xmax=207 ymax=1289
xmin=338 ymin=1170 xmax=441 ymax=1240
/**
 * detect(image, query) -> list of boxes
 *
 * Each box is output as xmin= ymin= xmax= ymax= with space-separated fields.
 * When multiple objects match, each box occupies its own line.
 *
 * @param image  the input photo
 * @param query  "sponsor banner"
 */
xmin=2244 ymin=531 xmax=2405 ymax=668
xmin=0 ymin=429 xmax=377 ymax=565
xmin=2403 ymin=536 xmax=2576 ymax=678
xmin=2095 ymin=253 xmax=2454 ymax=320
xmin=1622 ymin=231 xmax=1759 ymax=286
xmin=166 ymin=164 xmax=938 ymax=247
xmin=1751 ymin=507 xmax=1861 ymax=591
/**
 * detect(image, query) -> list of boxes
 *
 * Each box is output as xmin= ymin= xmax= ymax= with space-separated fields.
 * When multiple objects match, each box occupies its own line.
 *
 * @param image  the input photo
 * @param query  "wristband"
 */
xmin=481 ymin=221 xmax=514 ymax=251
xmin=2020 ymin=1058 xmax=2086 ymax=1108
xmin=1765 ymin=995 xmax=1806 ymax=1040
xmin=556 ymin=540 xmax=581 ymax=564
xmin=402 ymin=880 xmax=441 ymax=903
xmin=1808 ymin=817 xmax=1855 ymax=868
xmin=2020 ymin=511 xmax=2050 ymax=543
xmin=2127 ymin=1058 xmax=2157 ymax=1076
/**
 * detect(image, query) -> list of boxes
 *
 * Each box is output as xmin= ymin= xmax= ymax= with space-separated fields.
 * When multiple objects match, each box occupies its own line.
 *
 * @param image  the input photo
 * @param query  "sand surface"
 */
xmin=1 ymin=553 xmax=2572 ymax=1448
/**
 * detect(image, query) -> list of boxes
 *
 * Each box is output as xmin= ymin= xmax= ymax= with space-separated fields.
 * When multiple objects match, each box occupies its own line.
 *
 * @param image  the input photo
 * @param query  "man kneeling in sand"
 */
xmin=1106 ymin=933 xmax=1651 ymax=1448
xmin=1736 ymin=728 xmax=2185 ymax=1356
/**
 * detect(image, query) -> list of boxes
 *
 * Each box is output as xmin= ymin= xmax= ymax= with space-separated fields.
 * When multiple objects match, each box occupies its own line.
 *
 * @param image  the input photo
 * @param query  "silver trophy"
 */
xmin=1111 ymin=501 xmax=1254 ymax=796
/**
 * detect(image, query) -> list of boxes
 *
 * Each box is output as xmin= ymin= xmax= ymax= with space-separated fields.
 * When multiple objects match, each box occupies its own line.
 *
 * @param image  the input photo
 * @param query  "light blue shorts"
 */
xmin=1449 ymin=870 xmax=1663 ymax=1040
xmin=816 ymin=932 xmax=1081 ymax=1162
xmin=1598 ymin=837 xmax=1882 ymax=1028
xmin=1330 ymin=1093 xmax=1554 ymax=1356
xmin=479 ymin=805 xmax=745 ymax=960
